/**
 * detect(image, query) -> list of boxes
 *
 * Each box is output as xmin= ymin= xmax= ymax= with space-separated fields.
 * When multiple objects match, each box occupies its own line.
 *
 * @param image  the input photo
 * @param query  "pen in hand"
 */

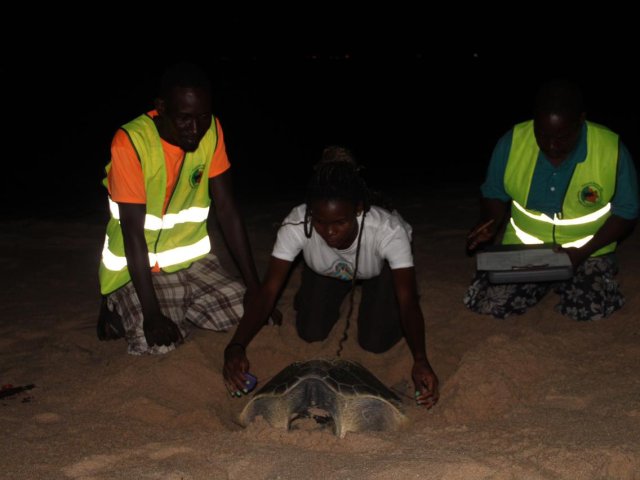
xmin=467 ymin=219 xmax=496 ymax=251
xmin=467 ymin=219 xmax=495 ymax=239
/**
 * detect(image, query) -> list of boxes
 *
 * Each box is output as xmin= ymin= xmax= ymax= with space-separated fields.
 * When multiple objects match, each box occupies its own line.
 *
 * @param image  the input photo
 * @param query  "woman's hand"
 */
xmin=412 ymin=359 xmax=440 ymax=409
xmin=223 ymin=344 xmax=251 ymax=397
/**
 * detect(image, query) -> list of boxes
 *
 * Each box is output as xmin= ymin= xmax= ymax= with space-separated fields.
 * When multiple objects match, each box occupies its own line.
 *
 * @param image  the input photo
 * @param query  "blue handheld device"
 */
xmin=244 ymin=372 xmax=257 ymax=393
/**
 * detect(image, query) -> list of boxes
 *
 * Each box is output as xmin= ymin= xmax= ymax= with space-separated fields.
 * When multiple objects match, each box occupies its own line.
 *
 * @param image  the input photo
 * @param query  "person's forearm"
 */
xmin=579 ymin=215 xmax=636 ymax=257
xmin=393 ymin=268 xmax=430 ymax=362
xmin=479 ymin=197 xmax=509 ymax=227
xmin=467 ymin=198 xmax=510 ymax=251
xmin=400 ymin=304 xmax=428 ymax=361
xmin=209 ymin=173 xmax=261 ymax=289
xmin=228 ymin=287 xmax=277 ymax=348
xmin=215 ymin=207 xmax=260 ymax=289
xmin=119 ymin=206 xmax=161 ymax=318
xmin=122 ymin=231 xmax=161 ymax=317
xmin=209 ymin=172 xmax=261 ymax=289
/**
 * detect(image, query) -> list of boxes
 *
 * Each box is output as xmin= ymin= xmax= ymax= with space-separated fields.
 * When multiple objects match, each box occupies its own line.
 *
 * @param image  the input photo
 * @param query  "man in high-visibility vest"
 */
xmin=97 ymin=62 xmax=279 ymax=354
xmin=465 ymin=80 xmax=638 ymax=321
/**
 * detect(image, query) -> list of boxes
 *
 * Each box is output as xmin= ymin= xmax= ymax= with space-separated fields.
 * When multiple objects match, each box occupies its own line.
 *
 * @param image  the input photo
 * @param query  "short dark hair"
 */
xmin=159 ymin=62 xmax=211 ymax=99
xmin=534 ymin=79 xmax=585 ymax=119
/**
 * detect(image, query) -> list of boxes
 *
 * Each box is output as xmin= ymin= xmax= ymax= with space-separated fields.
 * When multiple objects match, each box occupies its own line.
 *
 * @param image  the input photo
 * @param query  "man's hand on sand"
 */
xmin=143 ymin=313 xmax=183 ymax=347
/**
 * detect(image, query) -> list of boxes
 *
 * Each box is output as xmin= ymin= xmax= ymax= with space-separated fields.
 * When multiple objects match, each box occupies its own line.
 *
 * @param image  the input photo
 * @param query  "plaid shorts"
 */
xmin=463 ymin=255 xmax=625 ymax=321
xmin=106 ymin=254 xmax=244 ymax=354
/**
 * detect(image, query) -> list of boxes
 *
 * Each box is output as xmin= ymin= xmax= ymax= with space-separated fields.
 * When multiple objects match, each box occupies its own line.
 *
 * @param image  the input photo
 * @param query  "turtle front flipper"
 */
xmin=335 ymin=396 xmax=407 ymax=437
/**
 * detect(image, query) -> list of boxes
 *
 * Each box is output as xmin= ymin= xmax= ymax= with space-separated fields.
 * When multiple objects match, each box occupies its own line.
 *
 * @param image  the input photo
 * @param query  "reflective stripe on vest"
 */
xmin=101 ymin=234 xmax=211 ymax=271
xmin=509 ymin=199 xmax=609 ymax=248
xmin=107 ymin=198 xmax=209 ymax=231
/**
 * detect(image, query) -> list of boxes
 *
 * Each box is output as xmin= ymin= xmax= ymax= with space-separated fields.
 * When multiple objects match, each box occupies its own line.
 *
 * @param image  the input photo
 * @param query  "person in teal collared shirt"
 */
xmin=480 ymin=123 xmax=638 ymax=222
xmin=465 ymin=79 xmax=638 ymax=321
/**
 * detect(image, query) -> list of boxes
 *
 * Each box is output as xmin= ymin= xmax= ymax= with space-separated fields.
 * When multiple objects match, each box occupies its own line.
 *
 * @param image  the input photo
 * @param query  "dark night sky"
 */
xmin=6 ymin=41 xmax=638 ymax=218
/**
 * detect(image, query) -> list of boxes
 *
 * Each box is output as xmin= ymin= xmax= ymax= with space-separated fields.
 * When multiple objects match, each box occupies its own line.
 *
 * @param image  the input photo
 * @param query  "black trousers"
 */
xmin=294 ymin=263 xmax=403 ymax=353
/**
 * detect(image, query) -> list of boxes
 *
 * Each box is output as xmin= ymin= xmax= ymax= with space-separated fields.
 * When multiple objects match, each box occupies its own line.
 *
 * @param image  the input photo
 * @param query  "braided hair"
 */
xmin=302 ymin=146 xmax=372 ymax=357
xmin=303 ymin=146 xmax=371 ymax=237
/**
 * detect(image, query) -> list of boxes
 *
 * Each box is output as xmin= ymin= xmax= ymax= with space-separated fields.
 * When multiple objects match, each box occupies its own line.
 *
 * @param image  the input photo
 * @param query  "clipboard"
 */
xmin=476 ymin=244 xmax=573 ymax=284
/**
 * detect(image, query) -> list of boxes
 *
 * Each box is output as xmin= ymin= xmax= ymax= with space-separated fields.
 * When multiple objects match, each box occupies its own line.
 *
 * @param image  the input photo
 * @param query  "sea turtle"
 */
xmin=240 ymin=359 xmax=406 ymax=438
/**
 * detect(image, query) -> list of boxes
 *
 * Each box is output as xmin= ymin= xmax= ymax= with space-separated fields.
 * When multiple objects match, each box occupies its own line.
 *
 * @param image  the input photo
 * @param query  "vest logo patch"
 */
xmin=189 ymin=165 xmax=205 ymax=188
xmin=578 ymin=182 xmax=603 ymax=207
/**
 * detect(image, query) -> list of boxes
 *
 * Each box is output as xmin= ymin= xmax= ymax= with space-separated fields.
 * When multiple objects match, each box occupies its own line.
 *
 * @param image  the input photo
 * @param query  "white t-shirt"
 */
xmin=272 ymin=204 xmax=414 ymax=281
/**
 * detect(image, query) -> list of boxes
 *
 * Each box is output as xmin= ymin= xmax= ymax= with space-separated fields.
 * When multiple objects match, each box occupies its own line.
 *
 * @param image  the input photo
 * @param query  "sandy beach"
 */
xmin=2 ymin=185 xmax=639 ymax=479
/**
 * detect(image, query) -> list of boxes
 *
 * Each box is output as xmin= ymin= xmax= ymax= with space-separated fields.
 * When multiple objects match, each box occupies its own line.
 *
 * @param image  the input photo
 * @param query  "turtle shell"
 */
xmin=240 ymin=359 xmax=406 ymax=437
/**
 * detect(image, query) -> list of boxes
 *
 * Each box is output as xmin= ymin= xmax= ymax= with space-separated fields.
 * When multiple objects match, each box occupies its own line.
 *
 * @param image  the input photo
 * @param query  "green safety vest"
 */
xmin=99 ymin=113 xmax=218 ymax=294
xmin=502 ymin=120 xmax=618 ymax=256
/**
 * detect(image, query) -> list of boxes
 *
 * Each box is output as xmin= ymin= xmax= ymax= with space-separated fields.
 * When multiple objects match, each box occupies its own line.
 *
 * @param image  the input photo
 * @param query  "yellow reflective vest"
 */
xmin=502 ymin=120 xmax=618 ymax=256
xmin=99 ymin=113 xmax=218 ymax=295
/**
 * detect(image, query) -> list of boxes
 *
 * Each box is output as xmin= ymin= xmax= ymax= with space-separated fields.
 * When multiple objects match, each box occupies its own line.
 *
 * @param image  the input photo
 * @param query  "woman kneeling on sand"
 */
xmin=222 ymin=146 xmax=439 ymax=408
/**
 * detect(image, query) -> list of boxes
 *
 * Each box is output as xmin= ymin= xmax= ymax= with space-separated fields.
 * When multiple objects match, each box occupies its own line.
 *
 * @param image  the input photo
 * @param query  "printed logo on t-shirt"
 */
xmin=577 ymin=182 xmax=603 ymax=207
xmin=324 ymin=260 xmax=354 ymax=281
xmin=189 ymin=165 xmax=205 ymax=188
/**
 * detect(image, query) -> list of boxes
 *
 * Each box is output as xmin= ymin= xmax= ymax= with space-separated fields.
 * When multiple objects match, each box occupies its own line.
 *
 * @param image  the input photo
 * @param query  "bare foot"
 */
xmin=97 ymin=298 xmax=125 ymax=341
